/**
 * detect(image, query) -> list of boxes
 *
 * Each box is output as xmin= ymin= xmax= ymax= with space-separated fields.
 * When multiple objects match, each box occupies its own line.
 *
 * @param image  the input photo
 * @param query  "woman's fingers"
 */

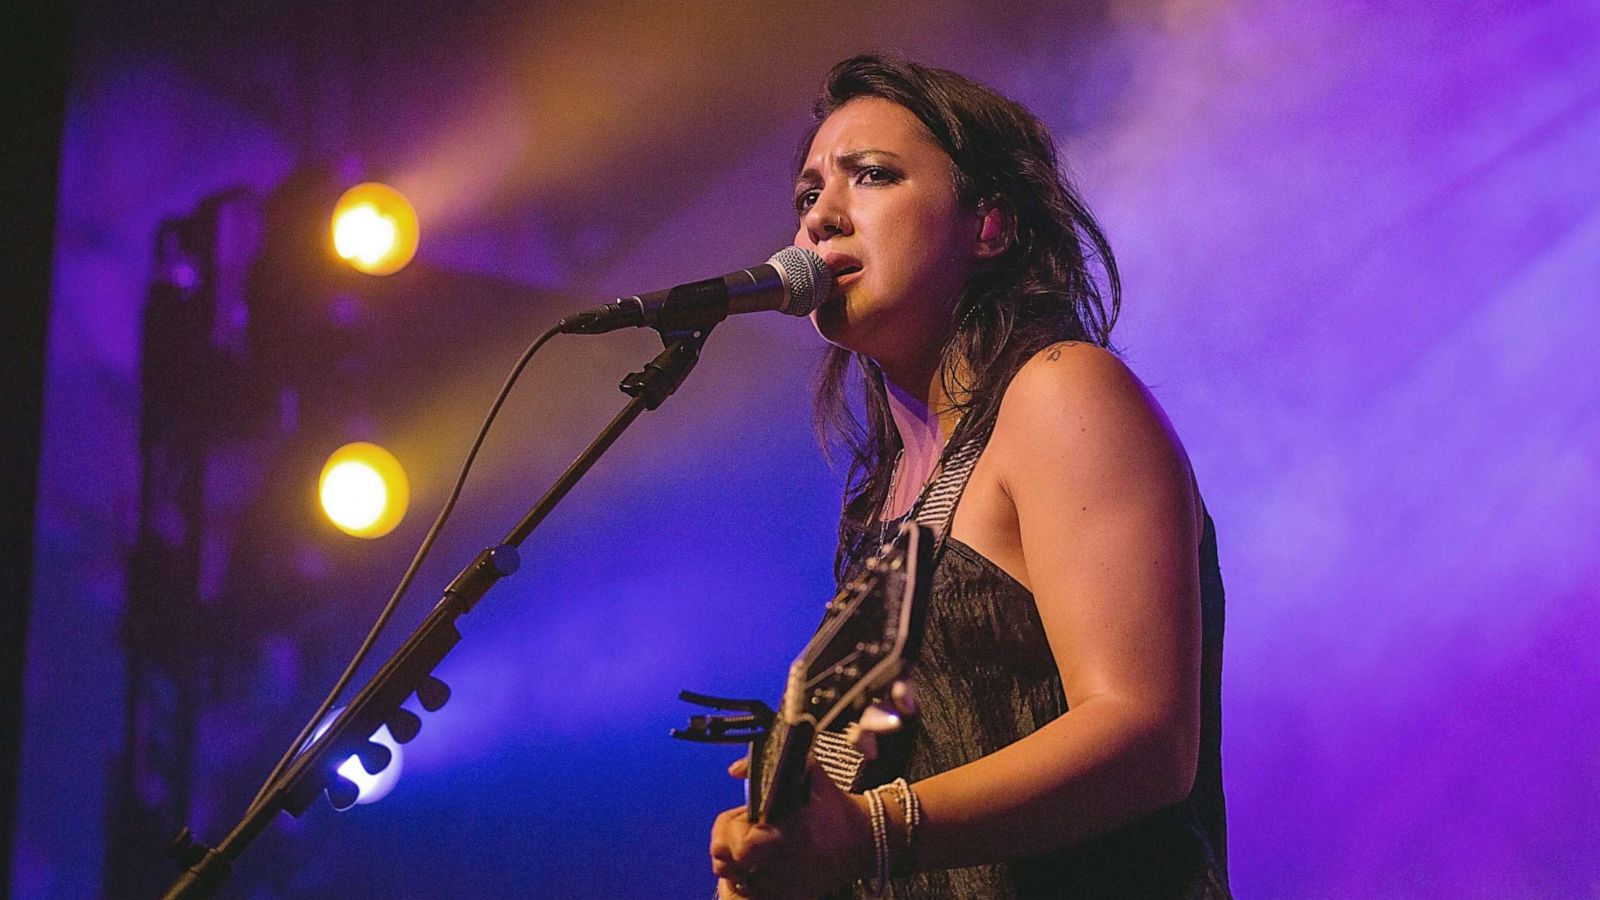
xmin=710 ymin=806 xmax=743 ymax=860
xmin=735 ymin=822 xmax=784 ymax=868
xmin=711 ymin=857 xmax=743 ymax=879
xmin=711 ymin=789 xmax=857 ymax=897
xmin=712 ymin=803 xmax=800 ymax=897
xmin=728 ymin=755 xmax=750 ymax=778
xmin=713 ymin=808 xmax=782 ymax=861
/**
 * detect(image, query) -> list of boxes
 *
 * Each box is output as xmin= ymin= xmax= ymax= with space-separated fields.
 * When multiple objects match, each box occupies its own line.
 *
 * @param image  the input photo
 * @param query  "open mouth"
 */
xmin=829 ymin=265 xmax=862 ymax=299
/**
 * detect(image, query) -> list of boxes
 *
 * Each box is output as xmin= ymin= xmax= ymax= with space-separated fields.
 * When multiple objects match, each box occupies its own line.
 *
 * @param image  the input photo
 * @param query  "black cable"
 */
xmin=243 ymin=321 xmax=563 ymax=815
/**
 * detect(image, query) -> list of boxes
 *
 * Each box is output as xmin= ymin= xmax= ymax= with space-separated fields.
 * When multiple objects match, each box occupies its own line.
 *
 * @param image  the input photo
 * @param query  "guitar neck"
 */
xmin=749 ymin=715 xmax=815 ymax=825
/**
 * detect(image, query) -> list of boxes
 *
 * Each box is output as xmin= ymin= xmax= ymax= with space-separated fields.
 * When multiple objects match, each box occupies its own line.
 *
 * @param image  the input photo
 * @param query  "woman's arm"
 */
xmin=908 ymin=341 xmax=1203 ymax=868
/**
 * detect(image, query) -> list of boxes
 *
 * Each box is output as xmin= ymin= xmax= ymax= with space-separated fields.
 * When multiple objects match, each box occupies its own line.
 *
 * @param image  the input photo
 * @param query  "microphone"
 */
xmin=557 ymin=246 xmax=833 ymax=335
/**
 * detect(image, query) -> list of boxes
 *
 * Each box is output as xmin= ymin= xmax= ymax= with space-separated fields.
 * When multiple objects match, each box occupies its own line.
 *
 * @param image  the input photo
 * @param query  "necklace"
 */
xmin=877 ymin=414 xmax=963 ymax=546
xmin=878 ymin=449 xmax=906 ymax=545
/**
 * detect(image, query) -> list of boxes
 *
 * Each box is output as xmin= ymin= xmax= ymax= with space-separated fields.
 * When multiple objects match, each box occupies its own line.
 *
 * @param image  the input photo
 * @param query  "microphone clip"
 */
xmin=618 ymin=325 xmax=713 ymax=410
xmin=558 ymin=276 xmax=732 ymax=336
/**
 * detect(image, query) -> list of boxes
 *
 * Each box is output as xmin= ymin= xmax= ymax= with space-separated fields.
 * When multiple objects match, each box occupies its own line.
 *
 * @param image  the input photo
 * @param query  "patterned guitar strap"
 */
xmin=812 ymin=423 xmax=993 ymax=792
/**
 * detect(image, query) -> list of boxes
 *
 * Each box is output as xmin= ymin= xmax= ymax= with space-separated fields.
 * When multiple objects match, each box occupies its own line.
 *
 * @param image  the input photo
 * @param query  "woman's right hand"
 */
xmin=710 ymin=755 xmax=875 ymax=898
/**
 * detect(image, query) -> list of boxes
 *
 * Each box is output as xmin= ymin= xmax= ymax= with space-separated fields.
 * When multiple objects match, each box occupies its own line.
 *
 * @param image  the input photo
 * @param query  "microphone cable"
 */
xmin=243 ymin=321 xmax=562 ymax=817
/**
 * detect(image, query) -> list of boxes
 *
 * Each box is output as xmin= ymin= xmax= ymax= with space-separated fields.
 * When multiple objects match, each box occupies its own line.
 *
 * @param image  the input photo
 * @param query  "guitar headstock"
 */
xmin=748 ymin=522 xmax=937 ymax=822
xmin=784 ymin=522 xmax=936 ymax=732
xmin=672 ymin=522 xmax=938 ymax=824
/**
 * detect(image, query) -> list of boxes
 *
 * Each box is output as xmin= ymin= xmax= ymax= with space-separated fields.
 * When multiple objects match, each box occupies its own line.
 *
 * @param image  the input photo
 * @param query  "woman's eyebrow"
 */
xmin=796 ymin=148 xmax=904 ymax=186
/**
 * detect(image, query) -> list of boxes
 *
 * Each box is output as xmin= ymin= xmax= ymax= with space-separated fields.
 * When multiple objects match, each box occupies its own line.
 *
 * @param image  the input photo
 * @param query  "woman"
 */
xmin=710 ymin=54 xmax=1228 ymax=899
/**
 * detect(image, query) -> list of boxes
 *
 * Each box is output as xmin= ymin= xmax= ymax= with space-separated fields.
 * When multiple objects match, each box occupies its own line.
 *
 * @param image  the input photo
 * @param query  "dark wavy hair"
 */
xmin=801 ymin=54 xmax=1121 ymax=578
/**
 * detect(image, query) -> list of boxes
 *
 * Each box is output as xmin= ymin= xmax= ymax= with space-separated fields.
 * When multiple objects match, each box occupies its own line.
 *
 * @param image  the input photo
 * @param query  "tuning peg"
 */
xmin=890 ymin=679 xmax=918 ymax=716
xmin=387 ymin=708 xmax=422 ymax=743
xmin=416 ymin=675 xmax=451 ymax=712
xmin=843 ymin=702 xmax=905 ymax=760
xmin=327 ymin=774 xmax=360 ymax=811
xmin=860 ymin=703 xmax=902 ymax=734
xmin=843 ymin=723 xmax=879 ymax=761
xmin=355 ymin=739 xmax=392 ymax=775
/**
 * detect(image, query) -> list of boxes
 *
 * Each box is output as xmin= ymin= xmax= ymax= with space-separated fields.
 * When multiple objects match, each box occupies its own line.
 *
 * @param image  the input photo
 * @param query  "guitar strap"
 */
xmin=911 ymin=422 xmax=992 ymax=546
xmin=813 ymin=423 xmax=994 ymax=793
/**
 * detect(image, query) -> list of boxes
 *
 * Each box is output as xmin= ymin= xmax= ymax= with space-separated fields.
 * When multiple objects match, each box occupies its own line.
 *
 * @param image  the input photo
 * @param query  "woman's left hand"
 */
xmin=710 ymin=755 xmax=874 ymax=899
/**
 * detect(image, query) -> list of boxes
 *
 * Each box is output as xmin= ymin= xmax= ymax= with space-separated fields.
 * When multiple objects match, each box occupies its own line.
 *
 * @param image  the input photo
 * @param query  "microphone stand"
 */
xmin=159 ymin=325 xmax=715 ymax=899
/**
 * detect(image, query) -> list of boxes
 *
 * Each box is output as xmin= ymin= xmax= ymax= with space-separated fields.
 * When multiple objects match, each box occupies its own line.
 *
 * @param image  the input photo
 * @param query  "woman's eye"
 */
xmin=857 ymin=166 xmax=897 ymax=185
xmin=794 ymin=189 xmax=819 ymax=213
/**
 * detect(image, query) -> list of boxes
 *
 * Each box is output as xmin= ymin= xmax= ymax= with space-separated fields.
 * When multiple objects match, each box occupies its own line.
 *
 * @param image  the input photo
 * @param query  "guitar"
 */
xmin=675 ymin=521 xmax=936 ymax=824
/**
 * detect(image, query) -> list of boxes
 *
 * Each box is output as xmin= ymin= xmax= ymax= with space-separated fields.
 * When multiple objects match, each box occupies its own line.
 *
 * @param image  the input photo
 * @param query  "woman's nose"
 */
xmin=800 ymin=189 xmax=851 ymax=244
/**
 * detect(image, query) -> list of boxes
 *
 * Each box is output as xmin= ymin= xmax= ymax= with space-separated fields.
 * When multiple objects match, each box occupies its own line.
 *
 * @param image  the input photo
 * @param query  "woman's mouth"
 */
xmin=830 ymin=264 xmax=863 ymax=298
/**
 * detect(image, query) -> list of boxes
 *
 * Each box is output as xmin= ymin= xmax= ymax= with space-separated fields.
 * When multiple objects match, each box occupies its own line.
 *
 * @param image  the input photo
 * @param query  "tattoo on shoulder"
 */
xmin=1045 ymin=342 xmax=1080 ymax=362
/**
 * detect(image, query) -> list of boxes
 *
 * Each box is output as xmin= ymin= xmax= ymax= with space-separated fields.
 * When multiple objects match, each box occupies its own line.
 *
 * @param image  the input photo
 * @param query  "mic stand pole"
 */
xmin=160 ymin=326 xmax=714 ymax=899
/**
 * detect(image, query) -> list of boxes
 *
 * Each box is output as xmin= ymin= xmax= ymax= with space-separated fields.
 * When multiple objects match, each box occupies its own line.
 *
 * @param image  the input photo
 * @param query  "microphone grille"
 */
xmin=768 ymin=246 xmax=833 ymax=316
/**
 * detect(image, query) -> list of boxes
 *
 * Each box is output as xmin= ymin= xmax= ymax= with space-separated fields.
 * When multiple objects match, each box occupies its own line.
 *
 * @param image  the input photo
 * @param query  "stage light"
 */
xmin=331 ymin=182 xmax=419 ymax=275
xmin=337 ymin=724 xmax=404 ymax=805
xmin=306 ymin=712 xmax=405 ymax=807
xmin=319 ymin=442 xmax=409 ymax=538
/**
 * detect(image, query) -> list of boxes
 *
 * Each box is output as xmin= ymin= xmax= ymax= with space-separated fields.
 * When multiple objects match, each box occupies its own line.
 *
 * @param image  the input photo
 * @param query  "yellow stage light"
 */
xmin=319 ymin=442 xmax=410 ymax=538
xmin=331 ymin=183 xmax=419 ymax=276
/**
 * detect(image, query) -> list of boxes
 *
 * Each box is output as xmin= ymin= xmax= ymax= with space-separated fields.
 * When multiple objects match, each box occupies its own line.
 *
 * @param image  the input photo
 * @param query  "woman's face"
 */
xmin=793 ymin=97 xmax=981 ymax=369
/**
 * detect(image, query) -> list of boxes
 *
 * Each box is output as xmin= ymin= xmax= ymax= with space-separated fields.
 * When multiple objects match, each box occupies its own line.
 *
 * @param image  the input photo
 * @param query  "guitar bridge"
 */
xmin=670 ymin=690 xmax=775 ymax=743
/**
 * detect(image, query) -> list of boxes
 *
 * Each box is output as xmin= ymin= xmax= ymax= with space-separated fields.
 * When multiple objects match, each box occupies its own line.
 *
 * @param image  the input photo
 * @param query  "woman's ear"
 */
xmin=975 ymin=197 xmax=1012 ymax=259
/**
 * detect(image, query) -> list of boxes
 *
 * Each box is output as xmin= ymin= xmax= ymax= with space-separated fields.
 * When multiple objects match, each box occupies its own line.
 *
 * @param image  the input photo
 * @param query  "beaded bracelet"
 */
xmin=879 ymin=777 xmax=922 ymax=878
xmin=864 ymin=787 xmax=890 ymax=897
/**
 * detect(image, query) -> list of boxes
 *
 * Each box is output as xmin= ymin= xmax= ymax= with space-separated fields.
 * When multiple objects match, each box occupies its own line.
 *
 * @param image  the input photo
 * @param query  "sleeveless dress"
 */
xmin=830 ymin=430 xmax=1231 ymax=899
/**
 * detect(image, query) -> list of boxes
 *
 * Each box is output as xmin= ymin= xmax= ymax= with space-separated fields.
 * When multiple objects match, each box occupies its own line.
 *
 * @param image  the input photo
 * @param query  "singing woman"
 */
xmin=710 ymin=54 xmax=1229 ymax=899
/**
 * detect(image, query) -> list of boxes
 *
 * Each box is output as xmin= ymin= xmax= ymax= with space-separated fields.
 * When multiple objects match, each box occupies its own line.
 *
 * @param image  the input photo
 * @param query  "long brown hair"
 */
xmin=801 ymin=54 xmax=1121 ymax=578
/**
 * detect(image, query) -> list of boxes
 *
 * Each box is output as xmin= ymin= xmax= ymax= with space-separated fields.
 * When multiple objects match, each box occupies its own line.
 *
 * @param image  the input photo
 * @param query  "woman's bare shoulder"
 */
xmin=990 ymin=341 xmax=1187 ymax=484
xmin=998 ymin=342 xmax=1163 ymax=428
